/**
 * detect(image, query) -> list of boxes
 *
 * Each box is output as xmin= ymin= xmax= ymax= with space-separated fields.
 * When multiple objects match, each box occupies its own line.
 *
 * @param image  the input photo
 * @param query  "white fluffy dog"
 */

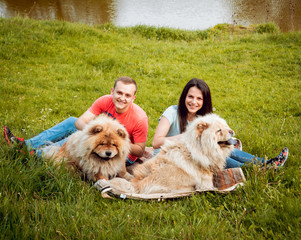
xmin=105 ymin=113 xmax=237 ymax=194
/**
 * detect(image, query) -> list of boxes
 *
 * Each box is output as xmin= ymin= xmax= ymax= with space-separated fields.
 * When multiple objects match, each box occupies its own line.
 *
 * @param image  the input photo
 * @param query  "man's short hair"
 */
xmin=114 ymin=76 xmax=137 ymax=94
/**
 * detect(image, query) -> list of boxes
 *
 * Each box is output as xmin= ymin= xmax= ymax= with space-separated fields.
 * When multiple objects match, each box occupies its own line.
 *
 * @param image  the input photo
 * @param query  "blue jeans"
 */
xmin=25 ymin=117 xmax=78 ymax=156
xmin=225 ymin=148 xmax=265 ymax=168
xmin=153 ymin=148 xmax=265 ymax=169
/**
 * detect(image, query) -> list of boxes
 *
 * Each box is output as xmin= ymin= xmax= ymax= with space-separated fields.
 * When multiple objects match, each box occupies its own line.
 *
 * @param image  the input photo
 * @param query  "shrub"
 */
xmin=256 ymin=22 xmax=280 ymax=34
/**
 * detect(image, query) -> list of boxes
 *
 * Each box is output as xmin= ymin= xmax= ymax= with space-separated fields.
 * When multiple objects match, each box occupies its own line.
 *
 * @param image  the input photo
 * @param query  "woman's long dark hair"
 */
xmin=178 ymin=78 xmax=213 ymax=133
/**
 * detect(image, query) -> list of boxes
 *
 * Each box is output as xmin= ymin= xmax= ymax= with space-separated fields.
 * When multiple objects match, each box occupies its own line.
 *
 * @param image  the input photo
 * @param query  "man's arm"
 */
xmin=75 ymin=110 xmax=96 ymax=130
xmin=130 ymin=141 xmax=146 ymax=158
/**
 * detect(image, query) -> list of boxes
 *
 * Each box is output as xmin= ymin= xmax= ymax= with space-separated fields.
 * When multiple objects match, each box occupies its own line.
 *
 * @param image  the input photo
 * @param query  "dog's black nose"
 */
xmin=105 ymin=151 xmax=112 ymax=156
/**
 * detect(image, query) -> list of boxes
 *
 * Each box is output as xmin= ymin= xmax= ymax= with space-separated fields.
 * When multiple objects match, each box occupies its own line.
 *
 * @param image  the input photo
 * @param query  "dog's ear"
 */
xmin=89 ymin=125 xmax=103 ymax=135
xmin=196 ymin=122 xmax=209 ymax=136
xmin=117 ymin=129 xmax=127 ymax=138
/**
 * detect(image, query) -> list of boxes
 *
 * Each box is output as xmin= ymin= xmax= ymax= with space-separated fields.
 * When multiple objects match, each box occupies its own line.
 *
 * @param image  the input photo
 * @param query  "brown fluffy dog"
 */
xmin=42 ymin=115 xmax=132 ymax=181
xmin=106 ymin=114 xmax=236 ymax=194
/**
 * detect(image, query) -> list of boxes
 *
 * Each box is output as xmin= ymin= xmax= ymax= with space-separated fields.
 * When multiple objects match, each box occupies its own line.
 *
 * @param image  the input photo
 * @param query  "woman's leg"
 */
xmin=225 ymin=157 xmax=244 ymax=168
xmin=24 ymin=117 xmax=78 ymax=150
xmin=230 ymin=148 xmax=265 ymax=165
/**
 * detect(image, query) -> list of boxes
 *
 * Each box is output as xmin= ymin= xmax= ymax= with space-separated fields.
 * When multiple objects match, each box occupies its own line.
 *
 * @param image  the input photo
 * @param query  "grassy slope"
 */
xmin=0 ymin=18 xmax=300 ymax=239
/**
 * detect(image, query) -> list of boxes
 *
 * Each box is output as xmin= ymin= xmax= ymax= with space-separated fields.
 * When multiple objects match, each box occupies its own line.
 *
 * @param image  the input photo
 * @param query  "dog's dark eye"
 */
xmin=112 ymin=144 xmax=117 ymax=148
xmin=217 ymin=129 xmax=222 ymax=133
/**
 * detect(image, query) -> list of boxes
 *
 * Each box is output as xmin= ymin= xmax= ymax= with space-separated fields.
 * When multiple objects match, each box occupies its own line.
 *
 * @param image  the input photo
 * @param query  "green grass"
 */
xmin=0 ymin=17 xmax=300 ymax=239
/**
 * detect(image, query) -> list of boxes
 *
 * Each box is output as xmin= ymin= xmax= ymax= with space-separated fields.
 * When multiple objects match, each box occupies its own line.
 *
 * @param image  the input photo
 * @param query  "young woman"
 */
xmin=152 ymin=78 xmax=288 ymax=169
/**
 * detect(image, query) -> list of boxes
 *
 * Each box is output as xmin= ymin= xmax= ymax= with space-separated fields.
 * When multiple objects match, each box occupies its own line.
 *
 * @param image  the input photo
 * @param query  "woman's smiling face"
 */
xmin=185 ymin=86 xmax=204 ymax=115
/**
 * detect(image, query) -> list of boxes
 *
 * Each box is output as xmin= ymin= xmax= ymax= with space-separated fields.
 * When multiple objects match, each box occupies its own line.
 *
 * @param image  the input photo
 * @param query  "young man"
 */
xmin=4 ymin=76 xmax=148 ymax=166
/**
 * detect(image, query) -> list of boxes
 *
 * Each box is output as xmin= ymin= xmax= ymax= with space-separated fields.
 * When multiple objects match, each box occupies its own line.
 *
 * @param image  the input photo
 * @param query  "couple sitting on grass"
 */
xmin=4 ymin=76 xmax=288 ymax=170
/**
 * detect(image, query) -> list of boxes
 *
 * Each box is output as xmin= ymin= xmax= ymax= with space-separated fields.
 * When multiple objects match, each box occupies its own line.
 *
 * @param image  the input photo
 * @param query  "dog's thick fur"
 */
xmin=42 ymin=115 xmax=132 ymax=181
xmin=107 ymin=114 xmax=236 ymax=194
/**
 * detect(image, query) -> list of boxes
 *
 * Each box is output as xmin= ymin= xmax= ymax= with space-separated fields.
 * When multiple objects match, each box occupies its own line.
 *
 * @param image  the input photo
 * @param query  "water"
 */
xmin=0 ymin=0 xmax=300 ymax=32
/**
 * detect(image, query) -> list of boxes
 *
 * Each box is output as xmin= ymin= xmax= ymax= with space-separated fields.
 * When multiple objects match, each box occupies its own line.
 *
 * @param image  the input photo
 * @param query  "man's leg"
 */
xmin=35 ymin=135 xmax=72 ymax=157
xmin=25 ymin=117 xmax=78 ymax=150
xmin=4 ymin=117 xmax=78 ymax=151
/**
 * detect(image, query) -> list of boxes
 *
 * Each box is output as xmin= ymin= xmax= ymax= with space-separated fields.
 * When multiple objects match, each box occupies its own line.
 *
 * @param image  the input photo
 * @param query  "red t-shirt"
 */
xmin=89 ymin=95 xmax=148 ymax=162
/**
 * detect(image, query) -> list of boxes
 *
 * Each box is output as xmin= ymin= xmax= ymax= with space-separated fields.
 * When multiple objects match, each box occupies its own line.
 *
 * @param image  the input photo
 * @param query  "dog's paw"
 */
xmin=108 ymin=177 xmax=135 ymax=193
xmin=95 ymin=179 xmax=110 ymax=188
xmin=194 ymin=181 xmax=215 ymax=191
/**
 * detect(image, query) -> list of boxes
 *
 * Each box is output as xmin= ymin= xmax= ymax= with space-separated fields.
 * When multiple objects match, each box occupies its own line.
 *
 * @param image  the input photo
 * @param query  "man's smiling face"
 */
xmin=111 ymin=81 xmax=136 ymax=114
